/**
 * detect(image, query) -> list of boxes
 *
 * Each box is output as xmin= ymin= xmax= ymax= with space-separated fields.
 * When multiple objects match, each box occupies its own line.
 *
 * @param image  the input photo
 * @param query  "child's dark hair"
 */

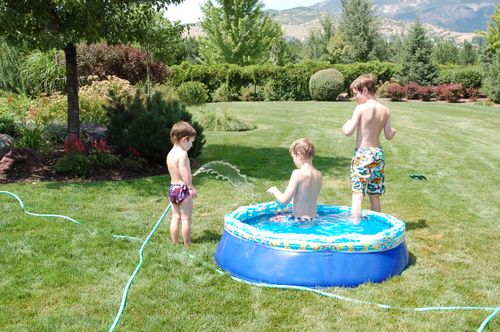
xmin=290 ymin=138 xmax=315 ymax=160
xmin=350 ymin=74 xmax=377 ymax=95
xmin=170 ymin=121 xmax=196 ymax=144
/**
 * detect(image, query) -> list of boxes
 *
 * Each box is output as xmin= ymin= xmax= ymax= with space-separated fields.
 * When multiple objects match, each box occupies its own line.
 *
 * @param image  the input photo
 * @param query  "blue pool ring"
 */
xmin=214 ymin=201 xmax=409 ymax=287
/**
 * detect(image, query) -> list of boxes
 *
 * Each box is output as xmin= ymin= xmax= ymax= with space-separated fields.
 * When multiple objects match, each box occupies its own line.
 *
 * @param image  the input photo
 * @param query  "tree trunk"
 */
xmin=64 ymin=42 xmax=80 ymax=139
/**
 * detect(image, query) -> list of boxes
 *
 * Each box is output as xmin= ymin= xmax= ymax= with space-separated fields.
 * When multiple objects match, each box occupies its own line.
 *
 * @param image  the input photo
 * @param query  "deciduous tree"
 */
xmin=0 ymin=0 xmax=183 ymax=138
xmin=478 ymin=5 xmax=499 ymax=102
xmin=200 ymin=0 xmax=283 ymax=65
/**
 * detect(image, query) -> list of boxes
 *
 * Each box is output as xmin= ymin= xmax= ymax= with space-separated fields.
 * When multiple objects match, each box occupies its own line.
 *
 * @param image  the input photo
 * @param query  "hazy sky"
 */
xmin=164 ymin=0 xmax=321 ymax=23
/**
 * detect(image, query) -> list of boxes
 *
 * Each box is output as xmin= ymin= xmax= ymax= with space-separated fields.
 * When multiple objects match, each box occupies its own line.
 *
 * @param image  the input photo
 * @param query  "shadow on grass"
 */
xmin=42 ymin=144 xmax=349 ymax=196
xmin=200 ymin=144 xmax=350 ymax=181
xmin=406 ymin=219 xmax=428 ymax=231
xmin=194 ymin=229 xmax=221 ymax=244
xmin=44 ymin=174 xmax=168 ymax=198
xmin=408 ymin=251 xmax=417 ymax=267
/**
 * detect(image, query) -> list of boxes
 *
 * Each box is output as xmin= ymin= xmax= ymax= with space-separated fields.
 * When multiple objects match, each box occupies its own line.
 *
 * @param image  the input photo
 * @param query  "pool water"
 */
xmin=246 ymin=213 xmax=392 ymax=236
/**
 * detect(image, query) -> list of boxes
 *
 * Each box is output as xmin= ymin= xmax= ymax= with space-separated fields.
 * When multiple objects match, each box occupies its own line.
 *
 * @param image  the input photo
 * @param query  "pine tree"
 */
xmin=200 ymin=0 xmax=283 ymax=65
xmin=398 ymin=21 xmax=438 ymax=85
xmin=339 ymin=0 xmax=384 ymax=62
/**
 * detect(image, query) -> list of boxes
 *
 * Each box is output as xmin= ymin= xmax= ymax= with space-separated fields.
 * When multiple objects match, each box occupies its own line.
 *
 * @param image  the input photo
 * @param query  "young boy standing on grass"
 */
xmin=342 ymin=74 xmax=396 ymax=222
xmin=267 ymin=138 xmax=322 ymax=220
xmin=166 ymin=121 xmax=198 ymax=245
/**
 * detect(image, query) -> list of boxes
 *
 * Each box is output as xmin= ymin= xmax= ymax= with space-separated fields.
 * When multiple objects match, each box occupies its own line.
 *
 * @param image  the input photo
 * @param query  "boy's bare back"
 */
xmin=166 ymin=146 xmax=190 ymax=185
xmin=292 ymin=166 xmax=322 ymax=218
xmin=343 ymin=99 xmax=395 ymax=147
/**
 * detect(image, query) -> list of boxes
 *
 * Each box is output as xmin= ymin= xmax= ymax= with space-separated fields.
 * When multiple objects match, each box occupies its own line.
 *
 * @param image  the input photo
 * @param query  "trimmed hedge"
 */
xmin=169 ymin=61 xmax=399 ymax=101
xmin=437 ymin=66 xmax=482 ymax=89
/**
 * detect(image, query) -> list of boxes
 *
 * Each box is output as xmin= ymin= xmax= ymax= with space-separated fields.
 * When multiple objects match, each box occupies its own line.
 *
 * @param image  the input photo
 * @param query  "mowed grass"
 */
xmin=1 ymin=101 xmax=499 ymax=331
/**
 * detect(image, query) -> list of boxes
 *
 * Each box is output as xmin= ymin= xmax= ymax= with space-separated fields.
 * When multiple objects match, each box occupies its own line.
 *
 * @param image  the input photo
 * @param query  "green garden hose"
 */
xmin=2 ymin=190 xmax=498 ymax=332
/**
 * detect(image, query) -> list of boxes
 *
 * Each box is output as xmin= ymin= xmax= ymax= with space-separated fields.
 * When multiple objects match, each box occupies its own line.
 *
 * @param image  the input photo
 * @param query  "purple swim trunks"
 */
xmin=168 ymin=184 xmax=190 ymax=205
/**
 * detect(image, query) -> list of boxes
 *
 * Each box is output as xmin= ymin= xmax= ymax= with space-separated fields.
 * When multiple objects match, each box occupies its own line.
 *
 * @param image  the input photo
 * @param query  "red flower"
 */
xmin=92 ymin=138 xmax=109 ymax=152
xmin=128 ymin=146 xmax=140 ymax=157
xmin=63 ymin=137 xmax=86 ymax=154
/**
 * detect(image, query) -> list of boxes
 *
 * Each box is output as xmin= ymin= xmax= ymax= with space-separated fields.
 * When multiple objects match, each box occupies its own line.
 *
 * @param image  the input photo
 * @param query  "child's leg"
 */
xmin=170 ymin=204 xmax=181 ymax=243
xmin=369 ymin=194 xmax=381 ymax=212
xmin=179 ymin=196 xmax=193 ymax=246
xmin=351 ymin=193 xmax=363 ymax=221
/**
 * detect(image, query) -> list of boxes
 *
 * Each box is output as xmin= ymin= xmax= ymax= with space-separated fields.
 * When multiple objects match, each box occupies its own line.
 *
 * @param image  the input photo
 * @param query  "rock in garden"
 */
xmin=81 ymin=123 xmax=108 ymax=140
xmin=336 ymin=93 xmax=350 ymax=101
xmin=0 ymin=134 xmax=14 ymax=160
xmin=0 ymin=148 xmax=43 ymax=175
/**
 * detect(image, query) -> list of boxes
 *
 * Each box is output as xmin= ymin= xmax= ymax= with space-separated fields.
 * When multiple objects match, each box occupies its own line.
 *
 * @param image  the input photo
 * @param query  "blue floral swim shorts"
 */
xmin=350 ymin=146 xmax=385 ymax=195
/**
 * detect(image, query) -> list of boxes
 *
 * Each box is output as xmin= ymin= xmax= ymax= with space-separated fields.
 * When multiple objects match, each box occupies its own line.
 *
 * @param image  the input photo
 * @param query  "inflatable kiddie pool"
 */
xmin=214 ymin=201 xmax=409 ymax=287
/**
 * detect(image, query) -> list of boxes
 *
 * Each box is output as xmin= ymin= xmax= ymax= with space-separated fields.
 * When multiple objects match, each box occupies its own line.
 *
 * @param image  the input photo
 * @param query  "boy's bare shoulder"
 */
xmin=167 ymin=147 xmax=187 ymax=161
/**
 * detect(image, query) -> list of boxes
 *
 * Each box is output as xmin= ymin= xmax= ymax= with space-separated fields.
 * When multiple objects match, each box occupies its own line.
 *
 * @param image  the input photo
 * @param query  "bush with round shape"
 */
xmin=309 ymin=69 xmax=344 ymax=101
xmin=177 ymin=81 xmax=209 ymax=106
xmin=384 ymin=83 xmax=405 ymax=101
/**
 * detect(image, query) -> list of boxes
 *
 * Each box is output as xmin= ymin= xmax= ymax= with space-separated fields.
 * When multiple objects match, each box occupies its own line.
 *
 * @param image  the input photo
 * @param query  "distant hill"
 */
xmin=184 ymin=0 xmax=496 ymax=44
xmin=270 ymin=0 xmax=496 ymax=32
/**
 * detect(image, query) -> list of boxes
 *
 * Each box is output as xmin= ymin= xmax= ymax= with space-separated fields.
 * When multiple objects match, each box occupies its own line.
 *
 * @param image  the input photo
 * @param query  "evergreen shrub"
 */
xmin=106 ymin=92 xmax=205 ymax=162
xmin=239 ymin=84 xmax=264 ymax=101
xmin=438 ymin=67 xmax=482 ymax=89
xmin=309 ymin=69 xmax=344 ymax=101
xmin=170 ymin=61 xmax=397 ymax=102
xmin=212 ymin=83 xmax=238 ymax=102
xmin=0 ymin=115 xmax=20 ymax=137
xmin=262 ymin=80 xmax=280 ymax=101
xmin=177 ymin=81 xmax=209 ymax=105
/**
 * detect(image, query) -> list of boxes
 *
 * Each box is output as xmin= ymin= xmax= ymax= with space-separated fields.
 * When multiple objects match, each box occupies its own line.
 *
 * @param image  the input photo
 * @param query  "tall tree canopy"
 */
xmin=339 ymin=0 xmax=384 ymax=62
xmin=0 ymin=0 xmax=183 ymax=138
xmin=304 ymin=15 xmax=335 ymax=62
xmin=200 ymin=0 xmax=283 ymax=65
xmin=432 ymin=40 xmax=459 ymax=65
xmin=479 ymin=5 xmax=499 ymax=102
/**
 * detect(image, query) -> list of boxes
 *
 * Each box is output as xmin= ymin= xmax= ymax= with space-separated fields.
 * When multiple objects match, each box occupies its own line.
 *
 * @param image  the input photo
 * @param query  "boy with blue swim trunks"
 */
xmin=166 ymin=121 xmax=198 ymax=245
xmin=342 ymin=74 xmax=396 ymax=222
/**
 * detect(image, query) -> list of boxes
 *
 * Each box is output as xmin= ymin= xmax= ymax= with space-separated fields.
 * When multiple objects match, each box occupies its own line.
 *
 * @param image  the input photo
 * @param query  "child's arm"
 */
xmin=342 ymin=107 xmax=361 ymax=137
xmin=383 ymin=114 xmax=396 ymax=140
xmin=267 ymin=170 xmax=300 ymax=205
xmin=179 ymin=151 xmax=197 ymax=198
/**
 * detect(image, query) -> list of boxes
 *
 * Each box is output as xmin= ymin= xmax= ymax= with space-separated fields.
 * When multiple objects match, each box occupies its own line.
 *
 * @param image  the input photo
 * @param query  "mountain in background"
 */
xmin=267 ymin=0 xmax=496 ymax=43
xmin=184 ymin=1 xmax=496 ymax=44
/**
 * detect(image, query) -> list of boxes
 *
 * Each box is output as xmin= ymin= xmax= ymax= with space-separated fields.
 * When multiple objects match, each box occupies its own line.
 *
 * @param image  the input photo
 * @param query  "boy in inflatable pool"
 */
xmin=166 ymin=121 xmax=198 ymax=245
xmin=267 ymin=138 xmax=323 ymax=221
xmin=342 ymin=74 xmax=396 ymax=222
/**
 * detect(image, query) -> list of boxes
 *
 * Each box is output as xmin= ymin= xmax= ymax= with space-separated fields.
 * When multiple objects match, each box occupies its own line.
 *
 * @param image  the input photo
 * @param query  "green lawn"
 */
xmin=1 ymin=101 xmax=499 ymax=331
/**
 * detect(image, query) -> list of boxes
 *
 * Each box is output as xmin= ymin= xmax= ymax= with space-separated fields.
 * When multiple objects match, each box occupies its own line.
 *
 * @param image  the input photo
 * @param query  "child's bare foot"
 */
xmin=349 ymin=213 xmax=361 ymax=224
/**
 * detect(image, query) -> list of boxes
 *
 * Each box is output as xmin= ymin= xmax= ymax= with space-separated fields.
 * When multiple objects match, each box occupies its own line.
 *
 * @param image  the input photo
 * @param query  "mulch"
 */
xmin=0 ymin=148 xmax=166 ymax=184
